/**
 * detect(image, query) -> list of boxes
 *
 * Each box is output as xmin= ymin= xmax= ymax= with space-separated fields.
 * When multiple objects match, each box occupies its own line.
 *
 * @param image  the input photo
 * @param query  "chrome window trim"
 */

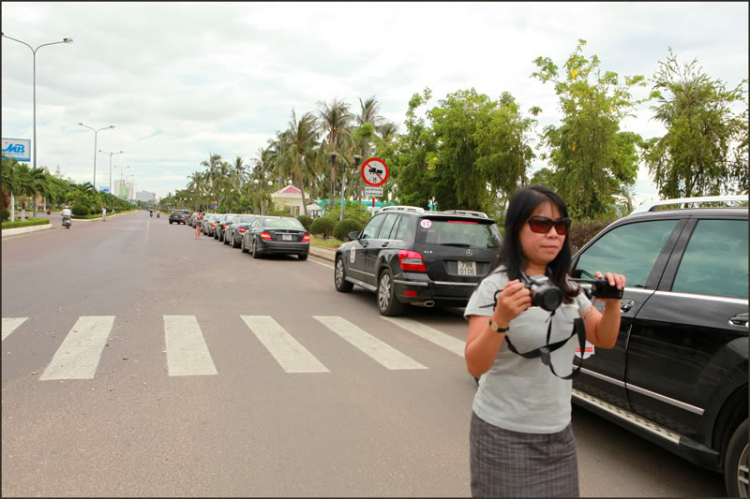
xmin=394 ymin=280 xmax=429 ymax=287
xmin=626 ymin=383 xmax=705 ymax=416
xmin=654 ymin=290 xmax=748 ymax=305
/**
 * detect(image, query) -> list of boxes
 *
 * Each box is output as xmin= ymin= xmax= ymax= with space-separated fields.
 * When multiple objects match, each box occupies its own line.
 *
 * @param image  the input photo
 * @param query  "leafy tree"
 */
xmin=532 ymin=39 xmax=647 ymax=218
xmin=643 ymin=49 xmax=749 ymax=198
xmin=318 ymin=98 xmax=352 ymax=209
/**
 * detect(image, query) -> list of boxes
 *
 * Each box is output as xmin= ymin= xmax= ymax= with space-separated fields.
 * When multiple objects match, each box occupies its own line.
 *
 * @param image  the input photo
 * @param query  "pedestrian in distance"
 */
xmin=464 ymin=185 xmax=626 ymax=498
xmin=102 ymin=205 xmax=107 ymax=222
xmin=194 ymin=210 xmax=204 ymax=240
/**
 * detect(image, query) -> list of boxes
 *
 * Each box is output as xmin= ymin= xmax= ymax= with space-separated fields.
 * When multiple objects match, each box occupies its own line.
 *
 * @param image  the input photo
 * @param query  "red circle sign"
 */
xmin=361 ymin=157 xmax=389 ymax=187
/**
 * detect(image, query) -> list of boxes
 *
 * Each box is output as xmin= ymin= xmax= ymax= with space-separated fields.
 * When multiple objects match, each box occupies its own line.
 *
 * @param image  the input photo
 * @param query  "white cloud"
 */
xmin=2 ymin=1 xmax=747 ymax=199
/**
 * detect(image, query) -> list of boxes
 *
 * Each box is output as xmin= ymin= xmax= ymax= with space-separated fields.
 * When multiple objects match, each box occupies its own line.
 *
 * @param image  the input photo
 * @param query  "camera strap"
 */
xmin=504 ymin=310 xmax=586 ymax=380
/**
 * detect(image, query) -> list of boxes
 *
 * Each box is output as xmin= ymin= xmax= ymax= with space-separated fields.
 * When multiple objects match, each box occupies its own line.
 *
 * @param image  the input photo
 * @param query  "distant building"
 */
xmin=114 ymin=180 xmax=136 ymax=200
xmin=136 ymin=191 xmax=156 ymax=203
xmin=270 ymin=185 xmax=311 ymax=216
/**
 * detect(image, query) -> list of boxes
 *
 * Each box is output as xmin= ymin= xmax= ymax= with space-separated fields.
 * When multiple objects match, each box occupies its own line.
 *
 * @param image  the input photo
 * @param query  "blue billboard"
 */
xmin=1 ymin=138 xmax=32 ymax=162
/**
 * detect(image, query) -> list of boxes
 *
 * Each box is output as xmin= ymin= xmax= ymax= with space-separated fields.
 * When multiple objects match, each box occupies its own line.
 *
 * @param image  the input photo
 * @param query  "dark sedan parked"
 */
xmin=169 ymin=210 xmax=188 ymax=224
xmin=224 ymin=214 xmax=259 ymax=248
xmin=241 ymin=216 xmax=310 ymax=260
xmin=215 ymin=214 xmax=237 ymax=241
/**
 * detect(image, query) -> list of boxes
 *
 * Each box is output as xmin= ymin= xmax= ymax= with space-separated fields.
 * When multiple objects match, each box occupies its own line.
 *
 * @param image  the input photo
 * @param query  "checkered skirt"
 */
xmin=470 ymin=412 xmax=579 ymax=497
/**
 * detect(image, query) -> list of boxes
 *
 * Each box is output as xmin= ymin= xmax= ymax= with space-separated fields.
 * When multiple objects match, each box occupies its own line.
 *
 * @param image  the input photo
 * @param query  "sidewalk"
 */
xmin=309 ymin=245 xmax=336 ymax=262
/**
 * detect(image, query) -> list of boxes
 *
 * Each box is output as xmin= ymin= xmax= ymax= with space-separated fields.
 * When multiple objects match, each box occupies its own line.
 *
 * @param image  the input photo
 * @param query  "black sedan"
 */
xmin=241 ymin=216 xmax=310 ymax=260
xmin=224 ymin=214 xmax=259 ymax=248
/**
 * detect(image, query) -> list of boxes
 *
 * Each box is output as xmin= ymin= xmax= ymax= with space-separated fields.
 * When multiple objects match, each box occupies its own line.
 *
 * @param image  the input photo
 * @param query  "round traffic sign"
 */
xmin=361 ymin=157 xmax=389 ymax=187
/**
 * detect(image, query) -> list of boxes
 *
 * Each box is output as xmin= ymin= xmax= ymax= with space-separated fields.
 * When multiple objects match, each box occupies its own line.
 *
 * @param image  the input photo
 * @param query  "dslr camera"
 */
xmin=519 ymin=273 xmax=625 ymax=313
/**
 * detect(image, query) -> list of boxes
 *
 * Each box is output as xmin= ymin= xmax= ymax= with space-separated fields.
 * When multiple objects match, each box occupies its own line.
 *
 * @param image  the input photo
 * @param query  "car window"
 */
xmin=240 ymin=216 xmax=256 ymax=223
xmin=672 ymin=220 xmax=748 ymax=299
xmin=576 ymin=220 xmax=679 ymax=288
xmin=361 ymin=215 xmax=386 ymax=240
xmin=416 ymin=219 xmax=502 ymax=249
xmin=264 ymin=218 xmax=304 ymax=229
xmin=377 ymin=214 xmax=399 ymax=239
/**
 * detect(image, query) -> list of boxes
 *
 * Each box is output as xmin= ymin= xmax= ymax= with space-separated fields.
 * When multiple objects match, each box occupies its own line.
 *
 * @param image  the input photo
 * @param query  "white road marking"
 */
xmin=241 ymin=316 xmax=328 ymax=373
xmin=164 ymin=316 xmax=218 ymax=376
xmin=381 ymin=317 xmax=465 ymax=358
xmin=309 ymin=259 xmax=334 ymax=270
xmin=40 ymin=316 xmax=115 ymax=380
xmin=2 ymin=317 xmax=28 ymax=341
xmin=314 ymin=316 xmax=427 ymax=370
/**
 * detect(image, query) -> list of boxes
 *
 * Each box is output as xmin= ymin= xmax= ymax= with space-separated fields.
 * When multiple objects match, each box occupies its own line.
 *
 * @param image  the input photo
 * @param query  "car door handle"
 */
xmin=361 ymin=241 xmax=369 ymax=248
xmin=620 ymin=299 xmax=635 ymax=313
xmin=381 ymin=241 xmax=389 ymax=247
xmin=728 ymin=313 xmax=749 ymax=328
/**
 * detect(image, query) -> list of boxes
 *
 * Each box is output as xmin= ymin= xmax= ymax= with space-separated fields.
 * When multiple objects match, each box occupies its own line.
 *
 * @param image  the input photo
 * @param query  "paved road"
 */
xmin=1 ymin=211 xmax=725 ymax=497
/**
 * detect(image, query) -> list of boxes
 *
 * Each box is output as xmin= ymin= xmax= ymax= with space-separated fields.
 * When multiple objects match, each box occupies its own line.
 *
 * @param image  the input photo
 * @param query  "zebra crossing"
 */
xmin=1 ymin=314 xmax=466 ymax=381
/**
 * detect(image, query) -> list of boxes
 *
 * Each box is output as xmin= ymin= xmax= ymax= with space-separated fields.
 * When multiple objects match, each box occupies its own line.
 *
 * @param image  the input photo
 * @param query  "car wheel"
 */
xmin=725 ymin=419 xmax=749 ymax=497
xmin=169 ymin=221 xmax=173 ymax=224
xmin=241 ymin=237 xmax=248 ymax=253
xmin=232 ymin=235 xmax=240 ymax=248
xmin=252 ymin=239 xmax=261 ymax=259
xmin=298 ymin=253 xmax=308 ymax=261
xmin=334 ymin=256 xmax=354 ymax=293
xmin=223 ymin=233 xmax=230 ymax=245
xmin=377 ymin=269 xmax=405 ymax=316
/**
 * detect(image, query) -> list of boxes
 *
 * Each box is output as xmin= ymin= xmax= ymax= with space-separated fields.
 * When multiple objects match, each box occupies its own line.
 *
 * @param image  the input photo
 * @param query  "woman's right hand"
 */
xmin=492 ymin=280 xmax=532 ymax=326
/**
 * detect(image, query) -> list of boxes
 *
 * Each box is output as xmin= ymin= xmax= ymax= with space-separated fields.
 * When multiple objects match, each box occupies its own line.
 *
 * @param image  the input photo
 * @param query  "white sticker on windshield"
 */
xmin=420 ymin=219 xmax=432 ymax=229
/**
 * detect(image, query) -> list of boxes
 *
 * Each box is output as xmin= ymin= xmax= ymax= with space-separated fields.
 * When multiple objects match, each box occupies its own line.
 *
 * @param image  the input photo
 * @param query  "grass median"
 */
xmin=2 ymin=218 xmax=51 ymax=230
xmin=310 ymin=236 xmax=343 ymax=249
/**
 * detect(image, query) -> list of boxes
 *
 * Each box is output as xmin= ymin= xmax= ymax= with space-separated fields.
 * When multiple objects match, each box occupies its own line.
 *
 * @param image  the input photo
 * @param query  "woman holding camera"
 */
xmin=464 ymin=185 xmax=626 ymax=497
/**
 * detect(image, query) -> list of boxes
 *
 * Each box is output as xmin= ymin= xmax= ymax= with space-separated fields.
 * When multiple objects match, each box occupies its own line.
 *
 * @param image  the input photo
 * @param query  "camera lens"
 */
xmin=536 ymin=287 xmax=563 ymax=311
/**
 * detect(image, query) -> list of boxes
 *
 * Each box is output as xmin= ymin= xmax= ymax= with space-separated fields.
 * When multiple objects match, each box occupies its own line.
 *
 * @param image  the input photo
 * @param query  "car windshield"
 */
xmin=416 ymin=219 xmax=502 ymax=248
xmin=239 ymin=216 xmax=257 ymax=223
xmin=263 ymin=218 xmax=304 ymax=230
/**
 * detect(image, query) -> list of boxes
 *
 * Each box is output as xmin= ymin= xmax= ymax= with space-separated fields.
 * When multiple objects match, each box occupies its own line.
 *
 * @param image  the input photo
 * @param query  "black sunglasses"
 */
xmin=527 ymin=216 xmax=572 ymax=235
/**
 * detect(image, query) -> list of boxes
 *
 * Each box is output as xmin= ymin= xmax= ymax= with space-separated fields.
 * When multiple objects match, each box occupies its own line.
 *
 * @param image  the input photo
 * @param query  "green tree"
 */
xmin=643 ymin=49 xmax=749 ymax=198
xmin=318 ymin=98 xmax=352 ymax=210
xmin=532 ymin=39 xmax=647 ymax=218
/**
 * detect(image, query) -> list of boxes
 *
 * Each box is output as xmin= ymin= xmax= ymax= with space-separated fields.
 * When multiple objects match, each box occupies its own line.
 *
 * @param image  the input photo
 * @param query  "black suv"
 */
xmin=568 ymin=196 xmax=748 ymax=496
xmin=334 ymin=207 xmax=502 ymax=316
xmin=169 ymin=210 xmax=188 ymax=224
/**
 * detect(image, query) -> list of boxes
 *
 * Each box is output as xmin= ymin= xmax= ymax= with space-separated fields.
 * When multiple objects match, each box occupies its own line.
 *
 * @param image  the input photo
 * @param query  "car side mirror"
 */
xmin=348 ymin=231 xmax=361 ymax=241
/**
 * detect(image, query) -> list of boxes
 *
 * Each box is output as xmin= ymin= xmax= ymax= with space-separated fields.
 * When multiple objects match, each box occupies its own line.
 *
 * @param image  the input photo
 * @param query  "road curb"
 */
xmin=309 ymin=246 xmax=336 ymax=262
xmin=1 ymin=223 xmax=53 ymax=238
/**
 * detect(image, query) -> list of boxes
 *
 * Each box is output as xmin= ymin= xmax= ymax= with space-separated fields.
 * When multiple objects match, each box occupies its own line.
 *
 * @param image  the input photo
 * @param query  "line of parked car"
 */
xmin=173 ymin=210 xmax=311 ymax=260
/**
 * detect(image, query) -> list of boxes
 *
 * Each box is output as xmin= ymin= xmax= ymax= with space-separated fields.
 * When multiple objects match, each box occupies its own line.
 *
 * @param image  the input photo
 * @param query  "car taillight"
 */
xmin=260 ymin=232 xmax=272 ymax=240
xmin=237 ymin=227 xmax=246 ymax=233
xmin=302 ymin=233 xmax=310 ymax=242
xmin=399 ymin=250 xmax=427 ymax=272
xmin=212 ymin=222 xmax=217 ymax=227
xmin=182 ymin=215 xmax=186 ymax=218
xmin=222 ymin=224 xmax=227 ymax=229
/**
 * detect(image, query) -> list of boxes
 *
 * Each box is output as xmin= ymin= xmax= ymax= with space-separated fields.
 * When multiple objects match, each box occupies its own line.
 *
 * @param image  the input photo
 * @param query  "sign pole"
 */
xmin=372 ymin=198 xmax=375 ymax=209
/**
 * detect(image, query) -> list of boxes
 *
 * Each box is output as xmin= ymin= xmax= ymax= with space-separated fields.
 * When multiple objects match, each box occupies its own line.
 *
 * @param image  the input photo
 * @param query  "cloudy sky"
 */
xmin=2 ymin=2 xmax=747 ymax=203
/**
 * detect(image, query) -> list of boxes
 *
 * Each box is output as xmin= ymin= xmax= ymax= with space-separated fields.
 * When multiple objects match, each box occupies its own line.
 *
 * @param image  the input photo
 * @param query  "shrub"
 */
xmin=297 ymin=215 xmax=313 ymax=231
xmin=568 ymin=217 xmax=618 ymax=254
xmin=72 ymin=205 xmax=90 ymax=216
xmin=2 ymin=209 xmax=9 ymax=221
xmin=2 ymin=218 xmax=50 ymax=230
xmin=310 ymin=217 xmax=335 ymax=239
xmin=334 ymin=218 xmax=363 ymax=241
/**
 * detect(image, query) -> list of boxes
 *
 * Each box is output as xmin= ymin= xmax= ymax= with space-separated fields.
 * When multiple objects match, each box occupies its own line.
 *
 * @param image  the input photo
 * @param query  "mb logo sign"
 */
xmin=1 ymin=138 xmax=32 ymax=162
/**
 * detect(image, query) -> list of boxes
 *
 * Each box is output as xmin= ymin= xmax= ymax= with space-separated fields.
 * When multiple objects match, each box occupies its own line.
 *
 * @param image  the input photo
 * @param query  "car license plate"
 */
xmin=282 ymin=234 xmax=292 ymax=241
xmin=458 ymin=261 xmax=477 ymax=276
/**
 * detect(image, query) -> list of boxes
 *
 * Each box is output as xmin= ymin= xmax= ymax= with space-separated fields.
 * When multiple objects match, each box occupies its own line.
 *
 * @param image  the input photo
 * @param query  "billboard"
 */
xmin=1 ymin=138 xmax=32 ymax=162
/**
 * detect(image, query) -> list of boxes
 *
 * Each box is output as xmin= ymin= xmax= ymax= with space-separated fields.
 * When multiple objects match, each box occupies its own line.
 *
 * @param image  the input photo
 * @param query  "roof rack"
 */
xmin=629 ymin=195 xmax=747 ymax=216
xmin=377 ymin=205 xmax=425 ymax=214
xmin=440 ymin=209 xmax=489 ymax=219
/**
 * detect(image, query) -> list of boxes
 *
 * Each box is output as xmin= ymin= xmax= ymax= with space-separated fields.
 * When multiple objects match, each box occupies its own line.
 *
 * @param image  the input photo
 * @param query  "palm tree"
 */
xmin=1 ymin=155 xmax=20 ymax=220
xmin=29 ymin=167 xmax=50 ymax=218
xmin=377 ymin=121 xmax=399 ymax=143
xmin=357 ymin=96 xmax=384 ymax=127
xmin=318 ymin=98 xmax=352 ymax=209
xmin=279 ymin=109 xmax=319 ymax=215
xmin=200 ymin=153 xmax=222 ymax=205
xmin=187 ymin=171 xmax=206 ymax=211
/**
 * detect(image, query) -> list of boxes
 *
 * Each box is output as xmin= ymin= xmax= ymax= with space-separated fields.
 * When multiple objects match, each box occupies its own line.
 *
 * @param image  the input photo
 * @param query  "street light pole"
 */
xmin=330 ymin=152 xmax=337 ymax=216
xmin=1 ymin=33 xmax=73 ymax=173
xmin=98 ymin=149 xmax=123 ymax=193
xmin=78 ymin=123 xmax=114 ymax=189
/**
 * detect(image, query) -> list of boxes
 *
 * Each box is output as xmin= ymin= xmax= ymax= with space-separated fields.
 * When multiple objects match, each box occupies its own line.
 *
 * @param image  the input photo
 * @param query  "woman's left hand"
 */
xmin=594 ymin=271 xmax=626 ymax=306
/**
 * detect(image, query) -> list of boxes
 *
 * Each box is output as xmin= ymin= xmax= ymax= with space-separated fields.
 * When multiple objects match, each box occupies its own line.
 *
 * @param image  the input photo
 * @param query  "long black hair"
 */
xmin=495 ymin=185 xmax=579 ymax=303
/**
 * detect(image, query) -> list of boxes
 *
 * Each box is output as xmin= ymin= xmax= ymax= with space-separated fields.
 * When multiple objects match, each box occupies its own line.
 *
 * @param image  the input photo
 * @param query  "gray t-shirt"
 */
xmin=464 ymin=266 xmax=592 ymax=434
